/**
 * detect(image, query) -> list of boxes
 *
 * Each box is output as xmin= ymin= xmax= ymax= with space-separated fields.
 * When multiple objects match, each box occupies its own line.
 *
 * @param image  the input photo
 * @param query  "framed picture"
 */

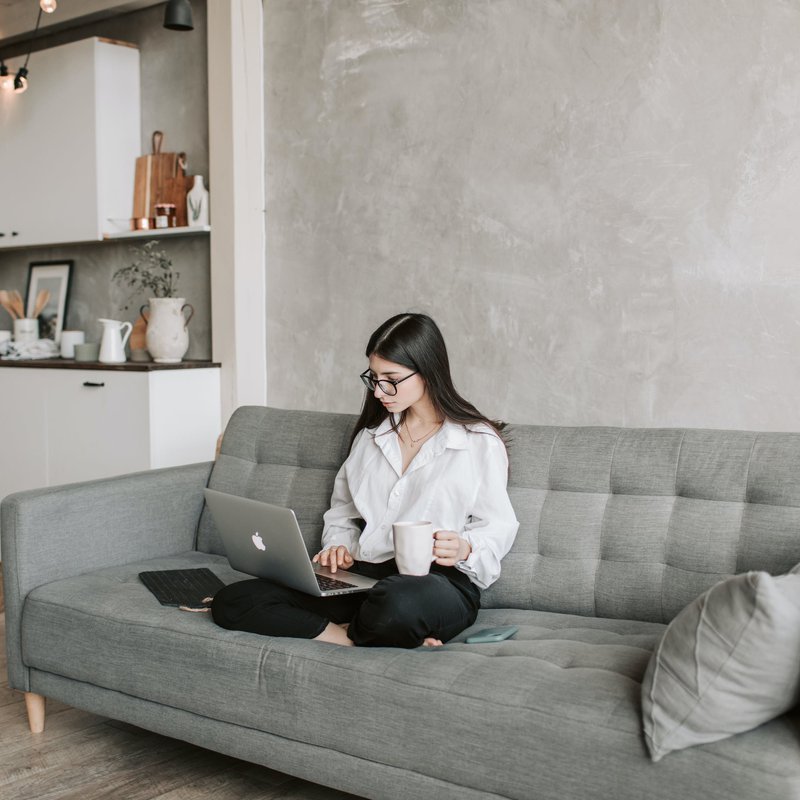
xmin=26 ymin=261 xmax=73 ymax=344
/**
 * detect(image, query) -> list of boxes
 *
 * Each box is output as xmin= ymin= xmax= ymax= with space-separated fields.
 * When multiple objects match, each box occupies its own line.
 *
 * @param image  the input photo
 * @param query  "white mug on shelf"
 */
xmin=60 ymin=330 xmax=86 ymax=359
xmin=392 ymin=521 xmax=436 ymax=576
xmin=13 ymin=318 xmax=38 ymax=344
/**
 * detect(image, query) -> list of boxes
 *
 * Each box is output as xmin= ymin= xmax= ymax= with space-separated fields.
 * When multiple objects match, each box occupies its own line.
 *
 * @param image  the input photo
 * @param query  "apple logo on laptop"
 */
xmin=251 ymin=532 xmax=266 ymax=551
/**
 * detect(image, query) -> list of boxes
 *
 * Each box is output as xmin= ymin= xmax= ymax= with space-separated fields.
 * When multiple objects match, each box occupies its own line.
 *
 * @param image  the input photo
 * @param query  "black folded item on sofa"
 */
xmin=139 ymin=568 xmax=225 ymax=608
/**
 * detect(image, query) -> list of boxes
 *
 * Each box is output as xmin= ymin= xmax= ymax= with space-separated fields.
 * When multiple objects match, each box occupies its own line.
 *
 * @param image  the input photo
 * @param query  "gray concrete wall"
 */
xmin=0 ymin=1 xmax=210 ymax=359
xmin=264 ymin=0 xmax=800 ymax=431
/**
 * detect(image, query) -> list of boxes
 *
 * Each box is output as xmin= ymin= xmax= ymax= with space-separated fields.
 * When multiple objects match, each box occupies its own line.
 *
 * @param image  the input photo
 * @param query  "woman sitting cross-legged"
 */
xmin=211 ymin=312 xmax=519 ymax=647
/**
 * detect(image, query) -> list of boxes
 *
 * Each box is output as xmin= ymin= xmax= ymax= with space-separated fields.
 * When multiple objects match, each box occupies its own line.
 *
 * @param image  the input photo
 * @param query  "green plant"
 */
xmin=112 ymin=240 xmax=180 ymax=309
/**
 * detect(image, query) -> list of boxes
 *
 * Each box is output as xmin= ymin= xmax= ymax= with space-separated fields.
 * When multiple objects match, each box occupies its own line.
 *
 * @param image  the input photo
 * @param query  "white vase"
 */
xmin=187 ymin=175 xmax=209 ymax=227
xmin=142 ymin=297 xmax=194 ymax=363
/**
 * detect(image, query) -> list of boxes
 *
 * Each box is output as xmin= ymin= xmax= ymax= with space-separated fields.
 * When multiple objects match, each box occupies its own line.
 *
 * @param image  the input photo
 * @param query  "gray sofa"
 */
xmin=3 ymin=406 xmax=800 ymax=799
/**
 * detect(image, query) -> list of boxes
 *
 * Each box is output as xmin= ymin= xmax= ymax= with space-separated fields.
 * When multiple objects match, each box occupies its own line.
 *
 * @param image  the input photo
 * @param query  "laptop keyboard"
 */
xmin=316 ymin=574 xmax=359 ymax=591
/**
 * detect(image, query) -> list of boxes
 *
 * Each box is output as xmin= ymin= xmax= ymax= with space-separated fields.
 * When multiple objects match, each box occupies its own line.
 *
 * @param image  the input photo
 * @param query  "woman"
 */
xmin=212 ymin=313 xmax=519 ymax=647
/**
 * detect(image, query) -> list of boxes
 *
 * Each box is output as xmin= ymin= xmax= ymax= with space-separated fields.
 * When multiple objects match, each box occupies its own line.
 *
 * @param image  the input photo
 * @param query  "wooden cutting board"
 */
xmin=130 ymin=310 xmax=148 ymax=351
xmin=133 ymin=131 xmax=182 ymax=220
xmin=161 ymin=155 xmax=193 ymax=227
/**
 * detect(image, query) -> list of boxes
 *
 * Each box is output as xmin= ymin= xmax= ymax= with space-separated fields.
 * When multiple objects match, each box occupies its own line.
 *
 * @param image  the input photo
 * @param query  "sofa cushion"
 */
xmin=21 ymin=557 xmax=800 ymax=799
xmin=490 ymin=427 xmax=800 ymax=621
xmin=641 ymin=565 xmax=800 ymax=761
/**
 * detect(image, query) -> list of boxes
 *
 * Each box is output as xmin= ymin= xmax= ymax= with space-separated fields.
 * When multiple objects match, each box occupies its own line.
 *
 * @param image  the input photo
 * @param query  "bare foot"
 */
xmin=314 ymin=622 xmax=354 ymax=646
xmin=422 ymin=637 xmax=443 ymax=647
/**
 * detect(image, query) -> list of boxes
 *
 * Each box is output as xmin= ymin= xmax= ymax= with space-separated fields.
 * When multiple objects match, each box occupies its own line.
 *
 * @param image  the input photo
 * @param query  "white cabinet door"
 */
xmin=0 ymin=38 xmax=140 ymax=247
xmin=46 ymin=370 xmax=151 ymax=486
xmin=149 ymin=369 xmax=222 ymax=468
xmin=0 ymin=366 xmax=220 ymax=561
xmin=0 ymin=369 xmax=49 ymax=498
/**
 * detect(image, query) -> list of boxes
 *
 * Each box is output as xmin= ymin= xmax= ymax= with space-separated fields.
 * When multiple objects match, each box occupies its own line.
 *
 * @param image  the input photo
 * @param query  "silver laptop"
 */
xmin=203 ymin=488 xmax=377 ymax=597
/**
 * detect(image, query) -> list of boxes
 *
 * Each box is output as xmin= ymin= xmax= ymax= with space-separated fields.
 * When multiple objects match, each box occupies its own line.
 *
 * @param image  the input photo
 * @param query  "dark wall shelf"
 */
xmin=0 ymin=359 xmax=220 ymax=371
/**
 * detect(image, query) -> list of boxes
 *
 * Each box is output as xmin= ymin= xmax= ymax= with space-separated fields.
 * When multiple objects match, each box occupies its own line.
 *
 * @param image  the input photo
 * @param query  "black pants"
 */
xmin=211 ymin=560 xmax=480 ymax=648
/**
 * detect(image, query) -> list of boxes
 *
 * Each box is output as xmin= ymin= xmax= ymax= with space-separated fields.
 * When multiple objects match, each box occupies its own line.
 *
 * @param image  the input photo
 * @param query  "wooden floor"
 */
xmin=0 ymin=613 xmax=364 ymax=800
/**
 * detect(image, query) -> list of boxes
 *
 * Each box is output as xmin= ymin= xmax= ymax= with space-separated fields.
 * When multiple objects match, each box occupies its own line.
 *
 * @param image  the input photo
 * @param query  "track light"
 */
xmin=163 ymin=0 xmax=194 ymax=31
xmin=13 ymin=67 xmax=28 ymax=93
xmin=3 ymin=5 xmax=47 ymax=97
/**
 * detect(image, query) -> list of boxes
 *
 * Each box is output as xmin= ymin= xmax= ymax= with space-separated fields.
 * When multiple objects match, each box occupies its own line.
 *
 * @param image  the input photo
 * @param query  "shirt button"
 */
xmin=393 ymin=489 xmax=401 ymax=497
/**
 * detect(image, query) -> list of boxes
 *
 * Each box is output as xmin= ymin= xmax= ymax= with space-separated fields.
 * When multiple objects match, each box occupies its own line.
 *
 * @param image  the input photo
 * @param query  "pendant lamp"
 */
xmin=163 ymin=0 xmax=194 ymax=31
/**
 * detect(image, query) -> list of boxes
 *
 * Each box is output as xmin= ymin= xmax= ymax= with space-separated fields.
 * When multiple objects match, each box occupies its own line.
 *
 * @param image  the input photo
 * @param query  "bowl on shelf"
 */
xmin=74 ymin=342 xmax=100 ymax=362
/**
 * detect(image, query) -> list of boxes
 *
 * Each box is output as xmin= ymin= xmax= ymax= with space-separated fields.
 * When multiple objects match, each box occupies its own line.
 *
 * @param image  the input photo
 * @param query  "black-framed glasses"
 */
xmin=360 ymin=369 xmax=418 ymax=396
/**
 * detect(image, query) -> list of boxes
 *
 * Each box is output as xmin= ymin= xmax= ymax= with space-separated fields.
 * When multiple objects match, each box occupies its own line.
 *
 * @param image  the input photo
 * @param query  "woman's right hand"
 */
xmin=312 ymin=545 xmax=354 ymax=574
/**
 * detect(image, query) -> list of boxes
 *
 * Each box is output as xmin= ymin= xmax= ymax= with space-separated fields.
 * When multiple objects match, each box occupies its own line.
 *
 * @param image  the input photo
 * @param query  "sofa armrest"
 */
xmin=1 ymin=461 xmax=213 ymax=691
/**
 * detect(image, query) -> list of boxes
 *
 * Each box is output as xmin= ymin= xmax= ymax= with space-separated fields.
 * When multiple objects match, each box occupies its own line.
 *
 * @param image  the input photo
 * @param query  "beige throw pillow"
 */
xmin=641 ymin=566 xmax=800 ymax=761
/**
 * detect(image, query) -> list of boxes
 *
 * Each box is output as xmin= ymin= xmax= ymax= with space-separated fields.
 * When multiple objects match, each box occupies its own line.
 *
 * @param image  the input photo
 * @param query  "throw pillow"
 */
xmin=641 ymin=565 xmax=800 ymax=761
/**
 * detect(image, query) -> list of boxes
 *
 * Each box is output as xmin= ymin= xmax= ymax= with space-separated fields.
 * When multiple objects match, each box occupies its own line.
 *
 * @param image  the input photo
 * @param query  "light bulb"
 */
xmin=0 ymin=64 xmax=13 ymax=92
xmin=40 ymin=0 xmax=57 ymax=13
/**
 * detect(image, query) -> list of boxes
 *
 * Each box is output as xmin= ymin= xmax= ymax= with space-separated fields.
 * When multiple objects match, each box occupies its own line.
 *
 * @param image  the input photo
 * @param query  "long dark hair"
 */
xmin=351 ymin=313 xmax=509 ymax=449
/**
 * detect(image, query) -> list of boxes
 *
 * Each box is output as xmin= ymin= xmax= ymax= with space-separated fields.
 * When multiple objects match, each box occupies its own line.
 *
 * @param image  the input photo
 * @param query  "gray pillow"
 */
xmin=641 ymin=565 xmax=800 ymax=761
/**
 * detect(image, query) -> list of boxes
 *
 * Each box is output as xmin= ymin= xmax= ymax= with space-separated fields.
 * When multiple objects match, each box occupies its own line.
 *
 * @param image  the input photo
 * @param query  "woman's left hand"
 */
xmin=433 ymin=530 xmax=471 ymax=566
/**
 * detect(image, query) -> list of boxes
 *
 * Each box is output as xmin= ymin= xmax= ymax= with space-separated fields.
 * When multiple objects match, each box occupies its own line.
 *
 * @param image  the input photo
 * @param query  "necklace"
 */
xmin=403 ymin=420 xmax=442 ymax=448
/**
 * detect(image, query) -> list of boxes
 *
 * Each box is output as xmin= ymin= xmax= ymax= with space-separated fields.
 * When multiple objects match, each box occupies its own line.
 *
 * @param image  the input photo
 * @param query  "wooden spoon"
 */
xmin=33 ymin=290 xmax=50 ymax=318
xmin=0 ymin=290 xmax=18 ymax=320
xmin=10 ymin=290 xmax=25 ymax=319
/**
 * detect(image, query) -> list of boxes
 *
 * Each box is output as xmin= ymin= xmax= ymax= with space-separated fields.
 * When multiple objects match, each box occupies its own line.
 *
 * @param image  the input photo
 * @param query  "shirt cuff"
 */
xmin=456 ymin=536 xmax=481 ymax=578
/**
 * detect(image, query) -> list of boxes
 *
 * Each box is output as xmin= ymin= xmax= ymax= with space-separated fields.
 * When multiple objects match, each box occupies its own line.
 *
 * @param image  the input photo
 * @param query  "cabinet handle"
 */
xmin=82 ymin=381 xmax=105 ymax=388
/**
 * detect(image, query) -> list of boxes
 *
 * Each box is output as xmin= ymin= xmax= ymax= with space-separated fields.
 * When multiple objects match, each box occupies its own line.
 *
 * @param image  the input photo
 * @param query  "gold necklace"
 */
xmin=403 ymin=420 xmax=442 ymax=448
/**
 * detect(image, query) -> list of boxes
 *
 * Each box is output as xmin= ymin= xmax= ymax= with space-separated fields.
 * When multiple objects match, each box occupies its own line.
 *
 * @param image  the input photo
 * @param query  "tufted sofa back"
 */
xmin=197 ymin=407 xmax=800 ymax=624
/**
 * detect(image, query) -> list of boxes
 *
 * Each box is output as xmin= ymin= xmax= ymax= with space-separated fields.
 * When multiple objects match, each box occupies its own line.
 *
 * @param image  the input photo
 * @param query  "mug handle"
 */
xmin=181 ymin=303 xmax=195 ymax=329
xmin=139 ymin=304 xmax=150 ymax=324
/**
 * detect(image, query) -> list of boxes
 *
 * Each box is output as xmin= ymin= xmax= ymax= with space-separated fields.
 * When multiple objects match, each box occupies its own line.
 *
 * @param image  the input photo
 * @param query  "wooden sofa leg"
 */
xmin=24 ymin=692 xmax=46 ymax=733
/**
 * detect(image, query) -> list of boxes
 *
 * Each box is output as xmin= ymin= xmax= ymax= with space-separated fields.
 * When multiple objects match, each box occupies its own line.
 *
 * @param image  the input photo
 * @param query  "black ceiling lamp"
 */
xmin=14 ymin=66 xmax=29 ymax=93
xmin=163 ymin=0 xmax=194 ymax=31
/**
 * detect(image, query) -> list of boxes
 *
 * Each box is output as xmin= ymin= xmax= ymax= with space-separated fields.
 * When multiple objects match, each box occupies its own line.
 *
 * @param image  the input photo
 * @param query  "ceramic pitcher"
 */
xmin=140 ymin=298 xmax=194 ymax=363
xmin=98 ymin=318 xmax=132 ymax=363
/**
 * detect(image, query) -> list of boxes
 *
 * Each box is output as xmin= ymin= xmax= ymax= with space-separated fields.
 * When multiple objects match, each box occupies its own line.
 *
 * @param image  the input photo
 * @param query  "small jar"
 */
xmin=154 ymin=203 xmax=177 ymax=229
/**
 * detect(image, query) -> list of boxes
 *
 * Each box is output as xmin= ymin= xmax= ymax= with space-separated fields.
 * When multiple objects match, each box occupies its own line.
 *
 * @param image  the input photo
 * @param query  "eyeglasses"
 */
xmin=360 ymin=369 xmax=418 ymax=396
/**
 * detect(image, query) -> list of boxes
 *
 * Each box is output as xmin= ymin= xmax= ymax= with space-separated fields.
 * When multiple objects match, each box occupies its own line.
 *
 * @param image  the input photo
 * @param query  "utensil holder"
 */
xmin=13 ymin=318 xmax=38 ymax=344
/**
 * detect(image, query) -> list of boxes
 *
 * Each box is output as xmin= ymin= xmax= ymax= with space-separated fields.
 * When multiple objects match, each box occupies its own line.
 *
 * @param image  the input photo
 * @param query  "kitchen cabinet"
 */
xmin=0 ymin=37 xmax=140 ymax=248
xmin=0 ymin=365 xmax=221 ymax=532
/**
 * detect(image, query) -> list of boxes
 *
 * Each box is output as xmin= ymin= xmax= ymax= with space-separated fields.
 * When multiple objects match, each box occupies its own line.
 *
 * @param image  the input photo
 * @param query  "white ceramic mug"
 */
xmin=60 ymin=330 xmax=85 ymax=359
xmin=13 ymin=318 xmax=38 ymax=344
xmin=392 ymin=521 xmax=436 ymax=576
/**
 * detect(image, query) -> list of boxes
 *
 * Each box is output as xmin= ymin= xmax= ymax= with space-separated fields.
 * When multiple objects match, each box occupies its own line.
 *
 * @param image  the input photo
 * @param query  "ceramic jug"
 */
xmin=98 ymin=318 xmax=132 ymax=363
xmin=140 ymin=298 xmax=194 ymax=363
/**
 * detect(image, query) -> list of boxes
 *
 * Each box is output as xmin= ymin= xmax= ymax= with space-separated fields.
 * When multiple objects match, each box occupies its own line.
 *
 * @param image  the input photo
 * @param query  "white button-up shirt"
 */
xmin=322 ymin=417 xmax=520 ymax=589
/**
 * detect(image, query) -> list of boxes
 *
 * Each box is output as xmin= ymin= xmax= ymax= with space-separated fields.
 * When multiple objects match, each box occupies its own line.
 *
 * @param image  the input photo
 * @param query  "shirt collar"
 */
xmin=370 ymin=415 xmax=471 ymax=451
xmin=438 ymin=418 xmax=470 ymax=451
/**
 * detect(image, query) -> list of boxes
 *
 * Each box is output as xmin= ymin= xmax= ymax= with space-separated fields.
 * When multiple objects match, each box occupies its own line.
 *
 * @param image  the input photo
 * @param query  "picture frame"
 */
xmin=26 ymin=260 xmax=73 ymax=344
